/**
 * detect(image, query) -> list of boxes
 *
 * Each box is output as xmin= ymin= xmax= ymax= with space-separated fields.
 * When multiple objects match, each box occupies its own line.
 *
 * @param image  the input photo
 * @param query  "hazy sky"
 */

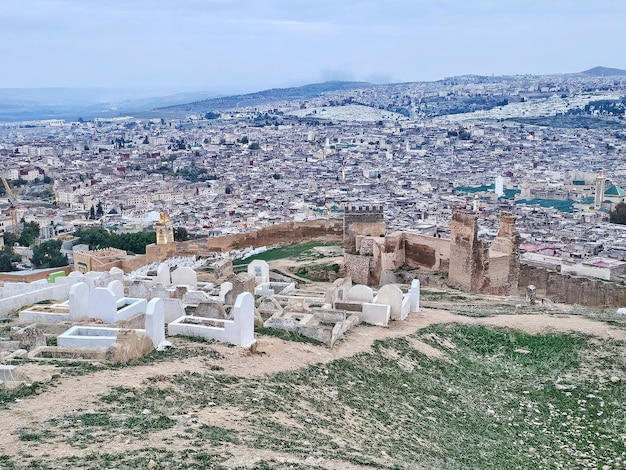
xmin=3 ymin=0 xmax=624 ymax=93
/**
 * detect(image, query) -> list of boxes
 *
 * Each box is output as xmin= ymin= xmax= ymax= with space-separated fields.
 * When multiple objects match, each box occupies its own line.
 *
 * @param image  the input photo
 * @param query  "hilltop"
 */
xmin=150 ymin=81 xmax=374 ymax=116
xmin=580 ymin=66 xmax=626 ymax=76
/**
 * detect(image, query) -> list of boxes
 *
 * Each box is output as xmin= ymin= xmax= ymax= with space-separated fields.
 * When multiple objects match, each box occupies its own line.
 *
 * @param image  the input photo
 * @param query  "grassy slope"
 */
xmin=3 ymin=324 xmax=625 ymax=469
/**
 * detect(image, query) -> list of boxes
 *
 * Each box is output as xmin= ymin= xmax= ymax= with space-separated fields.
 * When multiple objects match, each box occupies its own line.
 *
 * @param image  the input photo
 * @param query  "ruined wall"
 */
xmin=519 ymin=263 xmax=626 ymax=307
xmin=146 ymin=219 xmax=343 ymax=263
xmin=488 ymin=212 xmax=521 ymax=295
xmin=344 ymin=254 xmax=373 ymax=285
xmin=448 ymin=212 xmax=489 ymax=292
xmin=343 ymin=204 xmax=386 ymax=253
xmin=403 ymin=233 xmax=450 ymax=271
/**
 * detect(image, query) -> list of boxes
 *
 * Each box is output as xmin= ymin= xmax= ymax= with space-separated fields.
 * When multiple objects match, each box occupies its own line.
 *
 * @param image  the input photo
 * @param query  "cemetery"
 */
xmin=0 ymin=257 xmax=423 ymax=370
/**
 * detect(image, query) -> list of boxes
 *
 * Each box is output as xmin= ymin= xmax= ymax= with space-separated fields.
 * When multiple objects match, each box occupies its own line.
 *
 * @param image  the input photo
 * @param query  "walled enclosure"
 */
xmin=345 ymin=211 xmax=520 ymax=295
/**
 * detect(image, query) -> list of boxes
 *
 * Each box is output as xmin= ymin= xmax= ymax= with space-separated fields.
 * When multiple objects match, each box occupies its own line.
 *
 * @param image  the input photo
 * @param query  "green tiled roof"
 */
xmin=604 ymin=185 xmax=626 ymax=197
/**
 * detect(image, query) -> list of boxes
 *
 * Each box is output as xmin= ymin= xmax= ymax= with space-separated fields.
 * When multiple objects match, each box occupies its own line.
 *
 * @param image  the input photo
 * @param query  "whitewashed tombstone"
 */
xmin=145 ymin=298 xmax=166 ymax=349
xmin=377 ymin=284 xmax=405 ymax=320
xmin=162 ymin=298 xmax=185 ymax=323
xmin=149 ymin=283 xmax=170 ymax=299
xmin=87 ymin=287 xmax=117 ymax=323
xmin=171 ymin=266 xmax=198 ymax=289
xmin=219 ymin=282 xmax=233 ymax=302
xmin=109 ymin=266 xmax=124 ymax=276
xmin=183 ymin=290 xmax=209 ymax=305
xmin=69 ymin=282 xmax=90 ymax=320
xmin=129 ymin=280 xmax=150 ymax=299
xmin=156 ymin=263 xmax=171 ymax=286
xmin=233 ymin=292 xmax=255 ymax=347
xmin=347 ymin=285 xmax=374 ymax=303
xmin=108 ymin=280 xmax=124 ymax=300
xmin=409 ymin=279 xmax=421 ymax=312
xmin=248 ymin=260 xmax=270 ymax=284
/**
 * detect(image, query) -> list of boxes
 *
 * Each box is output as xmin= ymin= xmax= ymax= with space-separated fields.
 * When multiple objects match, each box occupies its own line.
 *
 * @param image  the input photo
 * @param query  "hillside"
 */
xmin=580 ymin=66 xmax=626 ymax=76
xmin=152 ymin=81 xmax=374 ymax=114
xmin=1 ymin=289 xmax=625 ymax=469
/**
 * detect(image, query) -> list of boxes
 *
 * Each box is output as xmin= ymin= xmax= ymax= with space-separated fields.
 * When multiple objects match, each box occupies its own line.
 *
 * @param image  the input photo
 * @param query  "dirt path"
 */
xmin=1 ymin=309 xmax=625 ymax=458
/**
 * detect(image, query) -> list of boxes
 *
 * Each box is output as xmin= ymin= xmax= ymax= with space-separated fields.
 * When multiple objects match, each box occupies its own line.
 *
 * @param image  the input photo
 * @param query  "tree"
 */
xmin=31 ymin=240 xmax=68 ymax=268
xmin=96 ymin=201 xmax=104 ymax=218
xmin=249 ymin=142 xmax=260 ymax=150
xmin=174 ymin=227 xmax=189 ymax=242
xmin=19 ymin=221 xmax=40 ymax=247
xmin=610 ymin=202 xmax=626 ymax=225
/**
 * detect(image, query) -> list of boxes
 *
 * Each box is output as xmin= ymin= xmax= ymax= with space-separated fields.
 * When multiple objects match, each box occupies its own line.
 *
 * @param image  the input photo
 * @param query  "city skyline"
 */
xmin=3 ymin=0 xmax=625 ymax=94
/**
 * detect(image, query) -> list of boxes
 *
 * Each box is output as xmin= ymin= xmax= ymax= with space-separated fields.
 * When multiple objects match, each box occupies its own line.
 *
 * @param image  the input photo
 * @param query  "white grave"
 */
xmin=248 ymin=260 xmax=270 ymax=284
xmin=145 ymin=298 xmax=169 ymax=349
xmin=171 ymin=267 xmax=198 ymax=289
xmin=168 ymin=292 xmax=256 ymax=347
xmin=108 ymin=280 xmax=124 ymax=300
xmin=361 ymin=303 xmax=390 ymax=326
xmin=347 ymin=285 xmax=374 ymax=303
xmin=376 ymin=284 xmax=406 ymax=321
xmin=69 ymin=282 xmax=90 ymax=320
xmin=156 ymin=263 xmax=171 ymax=286
xmin=409 ymin=279 xmax=421 ymax=312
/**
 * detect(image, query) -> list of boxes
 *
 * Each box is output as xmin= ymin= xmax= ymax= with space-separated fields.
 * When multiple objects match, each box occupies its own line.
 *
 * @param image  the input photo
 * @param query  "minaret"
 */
xmin=155 ymin=211 xmax=175 ymax=245
xmin=594 ymin=171 xmax=606 ymax=210
xmin=495 ymin=176 xmax=504 ymax=197
xmin=472 ymin=195 xmax=480 ymax=213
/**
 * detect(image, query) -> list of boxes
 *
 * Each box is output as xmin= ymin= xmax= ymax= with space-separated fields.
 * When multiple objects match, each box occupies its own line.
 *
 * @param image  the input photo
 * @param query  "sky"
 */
xmin=2 ymin=0 xmax=625 ymax=94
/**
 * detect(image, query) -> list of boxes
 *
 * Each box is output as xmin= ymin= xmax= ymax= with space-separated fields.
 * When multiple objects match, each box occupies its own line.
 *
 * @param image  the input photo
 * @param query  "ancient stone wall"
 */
xmin=519 ymin=263 xmax=626 ymax=307
xmin=345 ymin=254 xmax=374 ymax=285
xmin=146 ymin=219 xmax=343 ymax=263
xmin=403 ymin=233 xmax=450 ymax=271
xmin=343 ymin=204 xmax=386 ymax=253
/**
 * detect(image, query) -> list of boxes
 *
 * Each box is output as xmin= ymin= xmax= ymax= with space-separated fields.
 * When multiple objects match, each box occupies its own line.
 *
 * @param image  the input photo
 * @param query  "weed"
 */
xmin=256 ymin=327 xmax=324 ymax=346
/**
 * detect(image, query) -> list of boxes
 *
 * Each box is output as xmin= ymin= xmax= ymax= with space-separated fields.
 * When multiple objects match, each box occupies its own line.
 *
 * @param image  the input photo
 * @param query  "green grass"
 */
xmin=8 ymin=324 xmax=626 ymax=469
xmin=233 ymin=242 xmax=340 ymax=267
xmin=256 ymin=327 xmax=324 ymax=346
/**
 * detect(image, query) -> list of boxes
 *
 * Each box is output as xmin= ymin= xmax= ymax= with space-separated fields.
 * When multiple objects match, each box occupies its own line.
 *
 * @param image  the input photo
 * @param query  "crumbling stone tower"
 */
xmin=343 ymin=204 xmax=386 ymax=254
xmin=488 ymin=212 xmax=521 ymax=295
xmin=448 ymin=212 xmax=489 ymax=292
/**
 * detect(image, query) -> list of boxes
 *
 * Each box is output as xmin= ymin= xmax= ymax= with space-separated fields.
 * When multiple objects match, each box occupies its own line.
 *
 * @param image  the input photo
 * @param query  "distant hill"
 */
xmin=580 ymin=66 xmax=626 ymax=76
xmin=0 ymin=88 xmax=219 ymax=122
xmin=152 ymin=81 xmax=374 ymax=115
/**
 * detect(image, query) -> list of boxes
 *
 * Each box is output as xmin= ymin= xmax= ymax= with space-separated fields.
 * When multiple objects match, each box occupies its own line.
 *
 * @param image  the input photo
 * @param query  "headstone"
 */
xmin=376 ymin=284 xmax=405 ymax=320
xmin=225 ymin=273 xmax=255 ymax=305
xmin=87 ymin=287 xmax=117 ymax=323
xmin=156 ymin=263 xmax=171 ymax=286
xmin=183 ymin=290 xmax=209 ymax=305
xmin=214 ymin=258 xmax=234 ymax=279
xmin=409 ymin=279 xmax=421 ymax=312
xmin=109 ymin=267 xmax=124 ymax=276
xmin=129 ymin=280 xmax=151 ymax=299
xmin=149 ymin=283 xmax=170 ymax=299
xmin=171 ymin=266 xmax=198 ymax=289
xmin=362 ymin=303 xmax=390 ymax=326
xmin=347 ymin=285 xmax=374 ymax=303
xmin=108 ymin=280 xmax=124 ymax=300
xmin=145 ymin=298 xmax=166 ymax=348
xmin=69 ymin=282 xmax=90 ymax=320
xmin=196 ymin=302 xmax=228 ymax=319
xmin=162 ymin=298 xmax=185 ymax=323
xmin=248 ymin=260 xmax=270 ymax=284
xmin=233 ymin=292 xmax=255 ymax=347
xmin=17 ymin=326 xmax=46 ymax=351
xmin=219 ymin=282 xmax=233 ymax=302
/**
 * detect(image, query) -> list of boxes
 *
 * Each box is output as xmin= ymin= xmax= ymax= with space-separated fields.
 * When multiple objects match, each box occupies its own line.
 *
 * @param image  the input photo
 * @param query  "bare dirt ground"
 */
xmin=2 ymin=306 xmax=625 ymax=463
